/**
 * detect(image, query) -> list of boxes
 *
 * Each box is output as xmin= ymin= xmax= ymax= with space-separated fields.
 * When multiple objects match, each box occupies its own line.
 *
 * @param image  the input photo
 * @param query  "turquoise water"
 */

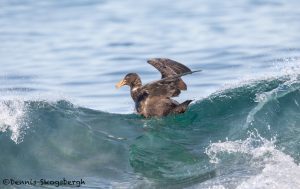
xmin=1 ymin=0 xmax=300 ymax=188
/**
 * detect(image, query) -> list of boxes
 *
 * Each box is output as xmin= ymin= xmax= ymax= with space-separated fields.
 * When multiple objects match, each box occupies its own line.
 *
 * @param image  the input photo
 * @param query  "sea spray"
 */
xmin=204 ymin=130 xmax=300 ymax=189
xmin=0 ymin=99 xmax=28 ymax=143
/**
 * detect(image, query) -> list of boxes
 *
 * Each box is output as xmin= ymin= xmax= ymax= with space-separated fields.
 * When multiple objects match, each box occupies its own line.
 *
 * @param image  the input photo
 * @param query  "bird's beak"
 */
xmin=115 ymin=79 xmax=127 ymax=89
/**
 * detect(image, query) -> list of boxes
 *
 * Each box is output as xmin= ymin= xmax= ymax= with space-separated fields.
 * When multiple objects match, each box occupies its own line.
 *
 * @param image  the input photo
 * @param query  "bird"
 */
xmin=116 ymin=58 xmax=201 ymax=118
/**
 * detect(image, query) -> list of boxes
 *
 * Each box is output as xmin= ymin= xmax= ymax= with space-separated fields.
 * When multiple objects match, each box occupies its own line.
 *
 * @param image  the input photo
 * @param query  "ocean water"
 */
xmin=1 ymin=0 xmax=300 ymax=188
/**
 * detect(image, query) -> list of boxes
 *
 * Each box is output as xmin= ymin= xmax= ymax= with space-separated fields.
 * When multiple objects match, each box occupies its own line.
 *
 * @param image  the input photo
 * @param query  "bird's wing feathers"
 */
xmin=141 ymin=70 xmax=201 ymax=98
xmin=141 ymin=77 xmax=181 ymax=98
xmin=147 ymin=58 xmax=194 ymax=91
xmin=147 ymin=58 xmax=192 ymax=78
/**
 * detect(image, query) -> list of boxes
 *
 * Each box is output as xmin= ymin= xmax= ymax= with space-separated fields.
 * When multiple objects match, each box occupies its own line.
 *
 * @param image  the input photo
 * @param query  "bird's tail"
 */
xmin=172 ymin=100 xmax=193 ymax=114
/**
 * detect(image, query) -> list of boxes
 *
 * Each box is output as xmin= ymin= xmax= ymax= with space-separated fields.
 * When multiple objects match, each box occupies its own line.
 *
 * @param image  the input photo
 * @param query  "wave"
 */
xmin=203 ymin=131 xmax=300 ymax=189
xmin=0 ymin=75 xmax=300 ymax=188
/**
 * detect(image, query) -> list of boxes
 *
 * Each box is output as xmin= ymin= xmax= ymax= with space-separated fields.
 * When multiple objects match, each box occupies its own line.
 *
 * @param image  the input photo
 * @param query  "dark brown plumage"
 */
xmin=116 ymin=58 xmax=201 ymax=118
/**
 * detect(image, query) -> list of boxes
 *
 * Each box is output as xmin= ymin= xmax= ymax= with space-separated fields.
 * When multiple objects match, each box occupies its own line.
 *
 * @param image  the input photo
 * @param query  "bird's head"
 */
xmin=116 ymin=73 xmax=141 ymax=89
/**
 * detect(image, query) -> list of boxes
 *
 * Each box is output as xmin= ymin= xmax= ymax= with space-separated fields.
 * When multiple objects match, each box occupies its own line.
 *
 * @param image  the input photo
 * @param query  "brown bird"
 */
xmin=116 ymin=58 xmax=201 ymax=118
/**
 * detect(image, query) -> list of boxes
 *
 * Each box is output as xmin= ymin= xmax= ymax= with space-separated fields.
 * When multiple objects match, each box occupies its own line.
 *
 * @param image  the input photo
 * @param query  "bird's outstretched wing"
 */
xmin=147 ymin=58 xmax=193 ymax=91
xmin=141 ymin=70 xmax=201 ymax=98
xmin=147 ymin=58 xmax=192 ymax=78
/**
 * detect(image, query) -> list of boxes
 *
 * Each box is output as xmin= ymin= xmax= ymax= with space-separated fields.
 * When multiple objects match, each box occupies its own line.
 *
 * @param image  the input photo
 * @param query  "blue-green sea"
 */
xmin=1 ymin=0 xmax=300 ymax=188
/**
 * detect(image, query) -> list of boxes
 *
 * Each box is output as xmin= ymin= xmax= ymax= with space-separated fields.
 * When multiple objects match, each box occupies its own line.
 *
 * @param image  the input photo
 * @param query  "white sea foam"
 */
xmin=204 ymin=131 xmax=300 ymax=189
xmin=0 ymin=91 xmax=71 ymax=144
xmin=0 ymin=99 xmax=28 ymax=144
